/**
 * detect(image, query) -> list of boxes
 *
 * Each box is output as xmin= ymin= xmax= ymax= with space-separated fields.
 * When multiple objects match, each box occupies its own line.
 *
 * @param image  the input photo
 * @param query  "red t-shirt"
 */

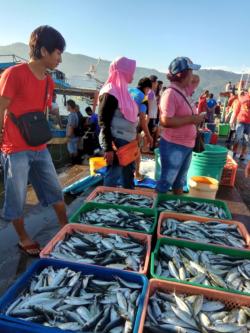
xmin=235 ymin=95 xmax=250 ymax=124
xmin=0 ymin=63 xmax=54 ymax=154
xmin=198 ymin=96 xmax=207 ymax=114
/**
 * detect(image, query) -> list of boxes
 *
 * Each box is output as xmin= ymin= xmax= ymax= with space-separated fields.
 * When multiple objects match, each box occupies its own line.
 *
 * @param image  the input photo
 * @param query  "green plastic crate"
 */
xmin=151 ymin=237 xmax=250 ymax=297
xmin=156 ymin=193 xmax=232 ymax=219
xmin=69 ymin=201 xmax=158 ymax=235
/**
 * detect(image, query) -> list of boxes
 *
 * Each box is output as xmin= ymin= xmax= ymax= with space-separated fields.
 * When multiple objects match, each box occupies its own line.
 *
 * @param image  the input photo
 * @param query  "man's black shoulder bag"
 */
xmin=8 ymin=76 xmax=52 ymax=146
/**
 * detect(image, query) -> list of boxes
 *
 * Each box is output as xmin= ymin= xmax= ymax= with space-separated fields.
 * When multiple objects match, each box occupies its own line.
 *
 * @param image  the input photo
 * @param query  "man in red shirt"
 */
xmin=198 ymin=90 xmax=209 ymax=114
xmin=230 ymin=91 xmax=250 ymax=160
xmin=0 ymin=26 xmax=68 ymax=255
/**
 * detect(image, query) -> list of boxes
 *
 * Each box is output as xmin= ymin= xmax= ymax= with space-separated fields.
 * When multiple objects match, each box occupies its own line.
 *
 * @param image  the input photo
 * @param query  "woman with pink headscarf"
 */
xmin=98 ymin=57 xmax=139 ymax=189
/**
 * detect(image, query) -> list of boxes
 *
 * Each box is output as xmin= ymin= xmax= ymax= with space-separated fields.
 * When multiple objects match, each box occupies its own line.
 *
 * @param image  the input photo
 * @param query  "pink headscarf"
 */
xmin=99 ymin=57 xmax=138 ymax=123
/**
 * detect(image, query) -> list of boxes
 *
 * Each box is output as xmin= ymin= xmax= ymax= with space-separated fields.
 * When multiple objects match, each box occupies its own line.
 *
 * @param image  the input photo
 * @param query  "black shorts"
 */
xmin=148 ymin=118 xmax=157 ymax=134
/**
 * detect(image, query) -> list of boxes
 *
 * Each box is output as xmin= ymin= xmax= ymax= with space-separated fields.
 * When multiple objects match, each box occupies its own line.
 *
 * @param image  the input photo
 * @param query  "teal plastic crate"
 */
xmin=70 ymin=201 xmax=158 ymax=235
xmin=156 ymin=193 xmax=232 ymax=219
xmin=151 ymin=237 xmax=250 ymax=297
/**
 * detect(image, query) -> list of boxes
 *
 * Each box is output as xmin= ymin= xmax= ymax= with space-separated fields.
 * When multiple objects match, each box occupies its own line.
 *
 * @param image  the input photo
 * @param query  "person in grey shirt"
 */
xmin=66 ymin=99 xmax=79 ymax=163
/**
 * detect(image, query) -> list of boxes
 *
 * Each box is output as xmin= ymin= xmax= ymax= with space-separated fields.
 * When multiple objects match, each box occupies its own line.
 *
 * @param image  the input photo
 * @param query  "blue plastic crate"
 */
xmin=0 ymin=319 xmax=45 ymax=333
xmin=0 ymin=258 xmax=148 ymax=333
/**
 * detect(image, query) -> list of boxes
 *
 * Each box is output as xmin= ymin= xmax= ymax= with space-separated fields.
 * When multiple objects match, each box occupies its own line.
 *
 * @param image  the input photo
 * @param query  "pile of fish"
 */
xmin=48 ymin=230 xmax=147 ymax=272
xmin=144 ymin=290 xmax=250 ymax=333
xmin=4 ymin=266 xmax=143 ymax=332
xmin=155 ymin=244 xmax=250 ymax=294
xmin=77 ymin=208 xmax=154 ymax=233
xmin=158 ymin=199 xmax=228 ymax=219
xmin=161 ymin=218 xmax=247 ymax=248
xmin=92 ymin=191 xmax=154 ymax=208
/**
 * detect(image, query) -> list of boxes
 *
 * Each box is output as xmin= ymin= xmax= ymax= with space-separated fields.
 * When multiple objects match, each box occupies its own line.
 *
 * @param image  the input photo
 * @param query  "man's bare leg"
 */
xmin=53 ymin=201 xmax=68 ymax=228
xmin=13 ymin=218 xmax=40 ymax=255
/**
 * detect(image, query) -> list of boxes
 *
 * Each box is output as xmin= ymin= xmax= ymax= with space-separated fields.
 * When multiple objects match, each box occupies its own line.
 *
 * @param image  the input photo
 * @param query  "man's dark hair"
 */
xmin=66 ymin=99 xmax=76 ymax=109
xmin=29 ymin=25 xmax=66 ymax=59
xmin=167 ymin=70 xmax=189 ymax=83
xmin=157 ymin=80 xmax=163 ymax=85
xmin=85 ymin=106 xmax=92 ymax=113
xmin=209 ymin=93 xmax=214 ymax=99
xmin=137 ymin=77 xmax=152 ymax=91
xmin=149 ymin=75 xmax=158 ymax=83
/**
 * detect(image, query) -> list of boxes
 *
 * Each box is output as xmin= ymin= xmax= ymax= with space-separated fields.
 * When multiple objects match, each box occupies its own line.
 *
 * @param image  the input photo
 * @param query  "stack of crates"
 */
xmin=220 ymin=155 xmax=238 ymax=187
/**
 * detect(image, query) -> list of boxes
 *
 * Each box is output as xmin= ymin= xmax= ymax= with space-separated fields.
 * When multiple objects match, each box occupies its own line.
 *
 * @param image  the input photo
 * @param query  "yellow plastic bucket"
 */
xmin=188 ymin=176 xmax=219 ymax=200
xmin=89 ymin=157 xmax=107 ymax=175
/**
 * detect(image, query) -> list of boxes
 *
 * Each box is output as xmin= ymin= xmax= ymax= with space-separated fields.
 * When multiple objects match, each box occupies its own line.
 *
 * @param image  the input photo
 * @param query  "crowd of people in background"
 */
xmin=53 ymin=58 xmax=250 ymax=185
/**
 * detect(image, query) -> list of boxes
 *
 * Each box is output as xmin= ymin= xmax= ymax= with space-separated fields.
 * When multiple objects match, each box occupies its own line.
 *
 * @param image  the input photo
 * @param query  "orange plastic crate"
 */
xmin=220 ymin=155 xmax=238 ymax=187
xmin=85 ymin=185 xmax=157 ymax=208
xmin=157 ymin=212 xmax=250 ymax=249
xmin=40 ymin=223 xmax=151 ymax=275
xmin=138 ymin=279 xmax=250 ymax=333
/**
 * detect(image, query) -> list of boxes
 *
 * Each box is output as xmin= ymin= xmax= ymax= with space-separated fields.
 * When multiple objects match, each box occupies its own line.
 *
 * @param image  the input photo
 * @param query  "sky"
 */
xmin=0 ymin=0 xmax=249 ymax=74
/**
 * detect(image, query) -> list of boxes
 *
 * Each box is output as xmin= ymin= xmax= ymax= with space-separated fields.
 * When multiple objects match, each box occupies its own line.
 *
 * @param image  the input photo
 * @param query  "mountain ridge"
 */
xmin=0 ymin=43 xmax=241 ymax=98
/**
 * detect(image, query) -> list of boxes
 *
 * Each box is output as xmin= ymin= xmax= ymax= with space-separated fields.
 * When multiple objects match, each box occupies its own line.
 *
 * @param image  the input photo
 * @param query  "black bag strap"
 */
xmin=166 ymin=86 xmax=194 ymax=115
xmin=166 ymin=86 xmax=203 ymax=131
xmin=43 ymin=75 xmax=49 ymax=113
xmin=8 ymin=75 xmax=49 ymax=124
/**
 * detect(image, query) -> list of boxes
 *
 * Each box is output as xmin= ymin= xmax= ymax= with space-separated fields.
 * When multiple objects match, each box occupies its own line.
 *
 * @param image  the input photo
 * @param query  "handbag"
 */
xmin=8 ymin=77 xmax=52 ymax=146
xmin=167 ymin=87 xmax=205 ymax=153
xmin=113 ymin=139 xmax=139 ymax=167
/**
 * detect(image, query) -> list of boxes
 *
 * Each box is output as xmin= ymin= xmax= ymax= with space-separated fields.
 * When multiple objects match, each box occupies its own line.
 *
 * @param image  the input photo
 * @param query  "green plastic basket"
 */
xmin=203 ymin=144 xmax=228 ymax=153
xmin=156 ymin=193 xmax=232 ymax=219
xmin=151 ymin=237 xmax=250 ymax=297
xmin=69 ymin=201 xmax=158 ymax=235
xmin=218 ymin=124 xmax=230 ymax=137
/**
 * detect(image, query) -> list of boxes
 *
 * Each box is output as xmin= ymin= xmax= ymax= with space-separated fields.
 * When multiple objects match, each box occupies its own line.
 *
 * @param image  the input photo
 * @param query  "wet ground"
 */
xmin=0 ymin=150 xmax=249 ymax=297
xmin=0 ymin=164 xmax=93 ymax=296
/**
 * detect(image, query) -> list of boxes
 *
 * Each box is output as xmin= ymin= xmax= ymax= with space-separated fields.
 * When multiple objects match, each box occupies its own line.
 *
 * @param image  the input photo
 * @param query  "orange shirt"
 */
xmin=0 ymin=63 xmax=54 ymax=154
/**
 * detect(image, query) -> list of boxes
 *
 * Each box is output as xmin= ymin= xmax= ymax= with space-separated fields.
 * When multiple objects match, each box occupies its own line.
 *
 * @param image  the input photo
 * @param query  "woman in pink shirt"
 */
xmin=156 ymin=57 xmax=205 ymax=194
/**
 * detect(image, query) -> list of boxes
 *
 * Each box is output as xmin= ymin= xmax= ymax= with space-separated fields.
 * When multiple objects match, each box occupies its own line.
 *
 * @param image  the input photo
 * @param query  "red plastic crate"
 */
xmin=40 ymin=223 xmax=152 ymax=275
xmin=138 ymin=279 xmax=250 ymax=333
xmin=85 ymin=186 xmax=157 ymax=208
xmin=157 ymin=212 xmax=250 ymax=249
xmin=220 ymin=155 xmax=238 ymax=187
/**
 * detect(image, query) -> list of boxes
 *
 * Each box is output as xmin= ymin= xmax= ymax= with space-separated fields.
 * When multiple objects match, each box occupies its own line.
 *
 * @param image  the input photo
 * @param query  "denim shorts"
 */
xmin=235 ymin=123 xmax=250 ymax=145
xmin=67 ymin=137 xmax=79 ymax=154
xmin=1 ymin=149 xmax=63 ymax=220
xmin=156 ymin=138 xmax=193 ymax=193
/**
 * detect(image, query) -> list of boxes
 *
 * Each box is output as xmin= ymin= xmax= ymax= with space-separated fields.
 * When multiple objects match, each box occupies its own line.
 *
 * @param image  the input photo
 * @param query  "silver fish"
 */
xmin=161 ymin=218 xmax=246 ymax=248
xmin=158 ymin=199 xmax=228 ymax=219
xmin=4 ymin=266 xmax=143 ymax=332
xmin=49 ymin=231 xmax=147 ymax=272
xmin=144 ymin=290 xmax=250 ymax=332
xmin=93 ymin=191 xmax=154 ymax=208
xmin=155 ymin=244 xmax=250 ymax=294
xmin=77 ymin=208 xmax=154 ymax=233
